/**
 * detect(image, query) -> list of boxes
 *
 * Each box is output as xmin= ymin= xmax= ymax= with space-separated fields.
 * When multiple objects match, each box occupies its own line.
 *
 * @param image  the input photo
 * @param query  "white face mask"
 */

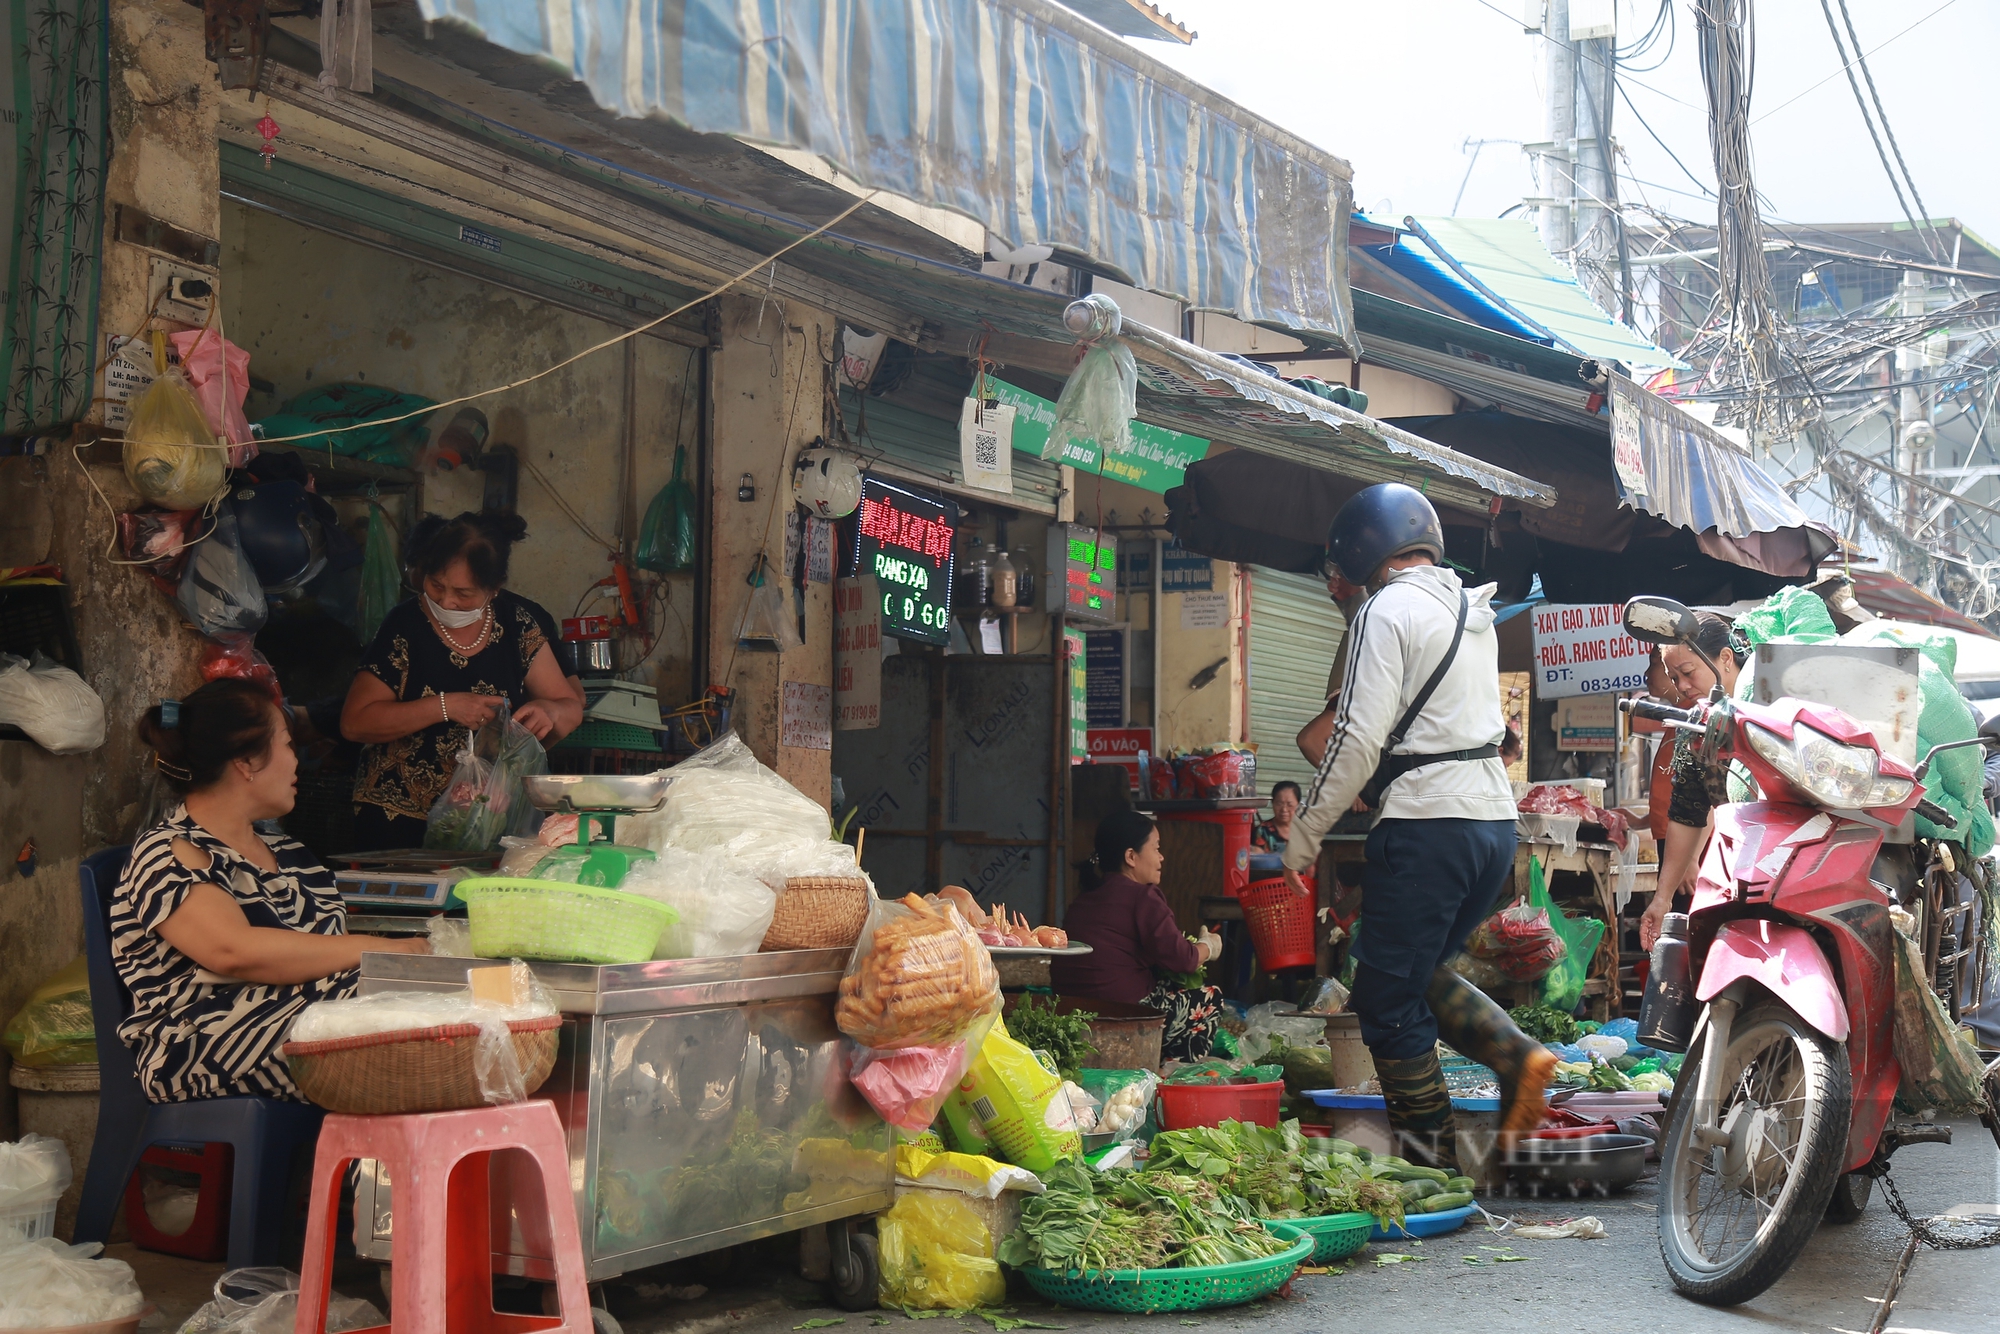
xmin=424 ymin=592 xmax=487 ymax=629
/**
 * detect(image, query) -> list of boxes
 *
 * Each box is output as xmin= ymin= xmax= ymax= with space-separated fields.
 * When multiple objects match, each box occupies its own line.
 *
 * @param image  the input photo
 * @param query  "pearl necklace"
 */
xmin=428 ymin=601 xmax=496 ymax=669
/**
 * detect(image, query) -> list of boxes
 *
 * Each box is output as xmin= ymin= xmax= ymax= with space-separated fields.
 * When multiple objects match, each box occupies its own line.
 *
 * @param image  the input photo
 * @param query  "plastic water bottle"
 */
xmin=1637 ymin=912 xmax=1697 ymax=1053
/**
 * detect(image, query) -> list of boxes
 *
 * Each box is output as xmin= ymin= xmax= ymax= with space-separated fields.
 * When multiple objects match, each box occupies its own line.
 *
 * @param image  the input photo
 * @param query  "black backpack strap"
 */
xmin=1359 ymin=589 xmax=1470 ymax=808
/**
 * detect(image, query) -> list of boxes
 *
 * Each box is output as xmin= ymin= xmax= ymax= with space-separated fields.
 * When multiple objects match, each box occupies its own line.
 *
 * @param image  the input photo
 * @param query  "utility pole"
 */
xmin=1535 ymin=0 xmax=1577 ymax=260
xmin=1895 ymin=268 xmax=1934 ymax=572
xmin=1531 ymin=2 xmax=1621 ymax=316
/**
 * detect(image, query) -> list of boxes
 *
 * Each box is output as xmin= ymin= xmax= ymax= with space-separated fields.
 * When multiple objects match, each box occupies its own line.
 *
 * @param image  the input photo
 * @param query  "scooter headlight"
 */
xmin=1744 ymin=722 xmax=1914 ymax=808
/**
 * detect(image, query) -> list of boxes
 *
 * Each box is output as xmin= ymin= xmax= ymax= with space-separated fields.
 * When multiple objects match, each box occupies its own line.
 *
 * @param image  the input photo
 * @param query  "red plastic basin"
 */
xmin=1155 ymin=1079 xmax=1284 ymax=1131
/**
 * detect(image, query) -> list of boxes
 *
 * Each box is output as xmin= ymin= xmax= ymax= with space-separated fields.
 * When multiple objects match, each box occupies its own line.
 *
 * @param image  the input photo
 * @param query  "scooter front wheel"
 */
xmin=1658 ymin=1004 xmax=1851 ymax=1305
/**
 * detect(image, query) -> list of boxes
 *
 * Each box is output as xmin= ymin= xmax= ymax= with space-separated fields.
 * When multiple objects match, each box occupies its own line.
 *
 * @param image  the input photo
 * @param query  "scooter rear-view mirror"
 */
xmin=1623 ymin=596 xmax=1697 ymax=645
xmin=1913 ymin=735 xmax=1985 ymax=781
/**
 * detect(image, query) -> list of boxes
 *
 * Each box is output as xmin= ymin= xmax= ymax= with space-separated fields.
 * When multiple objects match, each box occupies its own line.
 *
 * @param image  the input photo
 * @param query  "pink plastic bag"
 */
xmin=169 ymin=329 xmax=257 ymax=467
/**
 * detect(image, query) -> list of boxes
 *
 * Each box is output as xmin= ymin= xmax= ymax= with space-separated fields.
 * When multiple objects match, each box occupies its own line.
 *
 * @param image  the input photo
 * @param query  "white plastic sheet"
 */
xmin=288 ymin=961 xmax=555 ymax=1103
xmin=0 ymin=1134 xmax=71 ymax=1212
xmin=0 ymin=653 xmax=105 ymax=755
xmin=620 ymin=734 xmax=829 ymax=852
xmin=177 ymin=1266 xmax=383 ymax=1334
xmin=0 ymin=1238 xmax=145 ymax=1328
xmin=617 ymin=846 xmax=777 ymax=959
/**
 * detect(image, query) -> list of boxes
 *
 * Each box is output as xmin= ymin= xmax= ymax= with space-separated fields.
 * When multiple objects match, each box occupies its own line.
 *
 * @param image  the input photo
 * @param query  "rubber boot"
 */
xmin=1374 ymin=1049 xmax=1461 ymax=1173
xmin=1426 ymin=966 xmax=1560 ymax=1147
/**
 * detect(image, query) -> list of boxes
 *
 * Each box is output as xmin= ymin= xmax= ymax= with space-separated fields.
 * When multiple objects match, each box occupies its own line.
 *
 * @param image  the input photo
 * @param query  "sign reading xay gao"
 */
xmin=1530 ymin=603 xmax=1648 ymax=699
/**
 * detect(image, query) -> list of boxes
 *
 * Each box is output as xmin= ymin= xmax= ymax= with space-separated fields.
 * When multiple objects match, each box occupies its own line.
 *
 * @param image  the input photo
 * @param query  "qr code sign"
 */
xmin=973 ymin=424 xmax=1000 ymax=471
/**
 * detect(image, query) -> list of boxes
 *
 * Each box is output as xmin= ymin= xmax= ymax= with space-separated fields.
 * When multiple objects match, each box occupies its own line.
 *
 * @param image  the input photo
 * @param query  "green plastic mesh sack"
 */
xmin=636 ymin=446 xmax=697 ymax=573
xmin=1732 ymin=590 xmax=1994 ymax=856
xmin=356 ymin=502 xmax=402 ymax=646
xmin=1529 ymin=855 xmax=1603 ymax=1013
xmin=256 ymin=384 xmax=436 ymax=465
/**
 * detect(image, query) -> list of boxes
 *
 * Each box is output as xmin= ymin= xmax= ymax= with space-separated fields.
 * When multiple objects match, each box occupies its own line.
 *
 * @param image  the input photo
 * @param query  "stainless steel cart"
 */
xmin=352 ymin=950 xmax=891 ymax=1296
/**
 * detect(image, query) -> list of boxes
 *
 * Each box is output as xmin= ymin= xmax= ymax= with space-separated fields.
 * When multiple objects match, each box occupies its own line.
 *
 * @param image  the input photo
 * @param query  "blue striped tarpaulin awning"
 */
xmin=415 ymin=0 xmax=1355 ymax=345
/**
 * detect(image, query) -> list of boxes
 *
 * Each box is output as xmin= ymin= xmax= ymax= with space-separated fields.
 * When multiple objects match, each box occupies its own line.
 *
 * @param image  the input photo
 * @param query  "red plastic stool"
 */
xmin=295 ymin=1101 xmax=589 ymax=1334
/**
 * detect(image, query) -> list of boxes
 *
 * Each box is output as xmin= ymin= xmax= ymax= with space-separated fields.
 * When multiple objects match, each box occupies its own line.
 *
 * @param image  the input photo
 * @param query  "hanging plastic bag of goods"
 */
xmin=124 ymin=334 xmax=229 ymax=510
xmin=1044 ymin=294 xmax=1137 ymax=461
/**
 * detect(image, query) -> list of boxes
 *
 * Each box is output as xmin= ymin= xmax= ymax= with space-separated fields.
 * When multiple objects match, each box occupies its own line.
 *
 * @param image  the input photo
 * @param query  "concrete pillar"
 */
xmin=704 ymin=295 xmax=837 ymax=809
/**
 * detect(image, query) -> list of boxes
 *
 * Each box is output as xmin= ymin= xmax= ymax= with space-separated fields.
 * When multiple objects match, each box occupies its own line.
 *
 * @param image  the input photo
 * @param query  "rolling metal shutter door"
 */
xmin=1248 ymin=567 xmax=1345 ymax=799
xmin=840 ymin=389 xmax=1063 ymax=515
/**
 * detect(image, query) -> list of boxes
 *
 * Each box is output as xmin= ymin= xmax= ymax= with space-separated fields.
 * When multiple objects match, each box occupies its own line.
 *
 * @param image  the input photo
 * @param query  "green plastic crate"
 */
xmin=1014 ymin=1223 xmax=1312 ymax=1313
xmin=552 ymin=720 xmax=662 ymax=752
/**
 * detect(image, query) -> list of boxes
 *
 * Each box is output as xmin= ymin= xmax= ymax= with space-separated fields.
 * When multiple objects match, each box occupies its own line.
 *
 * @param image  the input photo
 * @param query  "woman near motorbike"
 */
xmin=1638 ymin=613 xmax=1750 ymax=951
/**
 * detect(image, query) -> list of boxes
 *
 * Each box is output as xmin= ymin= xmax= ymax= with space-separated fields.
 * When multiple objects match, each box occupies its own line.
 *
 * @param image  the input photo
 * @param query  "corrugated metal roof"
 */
xmin=839 ymin=388 xmax=1065 ymax=515
xmin=1053 ymin=0 xmax=1194 ymax=42
xmin=1407 ymin=217 xmax=1687 ymax=370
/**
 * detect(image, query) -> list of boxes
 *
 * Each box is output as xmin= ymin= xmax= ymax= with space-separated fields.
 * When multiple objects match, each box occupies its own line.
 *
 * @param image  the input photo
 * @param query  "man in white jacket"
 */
xmin=1284 ymin=484 xmax=1557 ymax=1169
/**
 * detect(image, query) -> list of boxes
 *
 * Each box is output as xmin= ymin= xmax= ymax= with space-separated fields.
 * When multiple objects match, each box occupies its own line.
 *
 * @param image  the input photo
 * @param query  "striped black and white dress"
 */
xmin=112 ymin=806 xmax=355 ymax=1101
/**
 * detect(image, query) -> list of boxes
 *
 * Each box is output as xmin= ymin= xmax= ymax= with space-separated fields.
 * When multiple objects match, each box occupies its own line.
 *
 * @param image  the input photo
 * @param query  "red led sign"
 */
xmin=858 ymin=495 xmax=953 ymax=563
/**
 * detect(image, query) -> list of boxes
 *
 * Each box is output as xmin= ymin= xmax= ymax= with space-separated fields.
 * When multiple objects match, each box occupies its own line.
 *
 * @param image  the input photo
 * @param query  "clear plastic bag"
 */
xmin=116 ymin=507 xmax=201 ymax=581
xmin=176 ymin=508 xmax=269 ymax=641
xmin=177 ymin=1265 xmax=384 ymax=1334
xmin=0 ymin=1237 xmax=145 ymax=1328
xmin=1 ymin=958 xmax=96 ymax=1068
xmin=1889 ymin=909 xmax=1989 ymax=1115
xmin=0 ymin=652 xmax=106 ymax=755
xmin=1073 ymin=1068 xmax=1156 ymax=1140
xmin=744 ymin=568 xmax=804 ymax=651
xmin=287 ymin=959 xmax=555 ymax=1105
xmin=0 ymin=1133 xmax=72 ymax=1212
xmin=1045 ymin=294 xmax=1137 ymax=461
xmin=620 ymin=733 xmax=829 ymax=853
xmin=124 ymin=356 xmax=229 ymax=510
xmin=423 ymin=713 xmax=547 ymax=852
xmin=356 ymin=502 xmax=401 ymax=646
xmin=616 ymin=845 xmax=778 ymax=959
xmin=876 ymin=1191 xmax=1007 ymax=1311
xmin=835 ymin=893 xmax=1000 ymax=1050
xmin=425 ymin=916 xmax=472 ymax=958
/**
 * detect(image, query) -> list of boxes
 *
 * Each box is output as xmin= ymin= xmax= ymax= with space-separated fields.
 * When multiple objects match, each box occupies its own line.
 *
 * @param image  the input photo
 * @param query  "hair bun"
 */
xmin=479 ymin=511 xmax=529 ymax=545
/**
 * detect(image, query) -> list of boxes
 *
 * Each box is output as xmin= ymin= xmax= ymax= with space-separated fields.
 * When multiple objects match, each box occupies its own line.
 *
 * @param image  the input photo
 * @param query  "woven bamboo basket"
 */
xmin=761 ymin=875 xmax=872 ymax=951
xmin=282 ymin=1015 xmax=561 ymax=1114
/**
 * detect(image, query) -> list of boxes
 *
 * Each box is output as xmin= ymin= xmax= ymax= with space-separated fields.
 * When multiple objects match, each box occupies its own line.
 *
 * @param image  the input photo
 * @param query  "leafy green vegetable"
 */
xmin=1587 ymin=1058 xmax=1635 ymax=1092
xmin=1005 ymin=995 xmax=1097 ymax=1080
xmin=998 ymin=1160 xmax=1292 ymax=1274
xmin=795 ymin=1321 xmax=846 ymax=1329
xmin=1507 ymin=1003 xmax=1580 ymax=1045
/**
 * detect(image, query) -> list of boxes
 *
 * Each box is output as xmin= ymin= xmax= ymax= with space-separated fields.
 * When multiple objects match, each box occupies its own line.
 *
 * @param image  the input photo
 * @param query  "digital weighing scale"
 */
xmin=334 ymin=849 xmax=499 ymax=933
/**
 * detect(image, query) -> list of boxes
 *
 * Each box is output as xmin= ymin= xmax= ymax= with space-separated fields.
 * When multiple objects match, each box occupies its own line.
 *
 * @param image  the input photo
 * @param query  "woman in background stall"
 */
xmin=1252 ymin=781 xmax=1303 ymax=853
xmin=1052 ymin=810 xmax=1225 ymax=1062
xmin=340 ymin=512 xmax=584 ymax=850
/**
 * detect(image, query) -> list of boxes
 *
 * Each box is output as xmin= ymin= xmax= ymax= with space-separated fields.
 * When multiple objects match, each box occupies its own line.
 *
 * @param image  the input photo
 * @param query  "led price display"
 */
xmin=1047 ymin=523 xmax=1116 ymax=624
xmin=852 ymin=476 xmax=958 ymax=644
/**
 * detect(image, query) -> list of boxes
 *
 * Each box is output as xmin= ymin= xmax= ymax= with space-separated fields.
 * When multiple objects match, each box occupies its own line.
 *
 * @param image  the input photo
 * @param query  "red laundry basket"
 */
xmin=1156 ymin=1079 xmax=1285 ymax=1130
xmin=1237 ymin=874 xmax=1317 ymax=970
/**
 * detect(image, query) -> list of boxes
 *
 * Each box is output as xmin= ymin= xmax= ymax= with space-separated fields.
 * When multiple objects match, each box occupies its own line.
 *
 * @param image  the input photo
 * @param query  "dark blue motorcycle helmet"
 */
xmin=1325 ymin=483 xmax=1445 ymax=584
xmin=230 ymin=479 xmax=326 ymax=594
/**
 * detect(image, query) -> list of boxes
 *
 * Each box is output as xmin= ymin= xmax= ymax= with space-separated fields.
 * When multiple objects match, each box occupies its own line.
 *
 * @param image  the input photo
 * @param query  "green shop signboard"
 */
xmin=987 ymin=378 xmax=1208 ymax=494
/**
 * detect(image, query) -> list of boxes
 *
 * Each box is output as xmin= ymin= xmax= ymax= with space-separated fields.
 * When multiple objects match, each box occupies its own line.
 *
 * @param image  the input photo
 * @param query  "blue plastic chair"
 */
xmin=73 ymin=845 xmax=326 ymax=1268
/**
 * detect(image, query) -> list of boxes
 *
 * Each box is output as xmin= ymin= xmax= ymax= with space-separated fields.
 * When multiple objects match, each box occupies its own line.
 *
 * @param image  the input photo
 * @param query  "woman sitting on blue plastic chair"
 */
xmin=115 ymin=679 xmax=428 ymax=1102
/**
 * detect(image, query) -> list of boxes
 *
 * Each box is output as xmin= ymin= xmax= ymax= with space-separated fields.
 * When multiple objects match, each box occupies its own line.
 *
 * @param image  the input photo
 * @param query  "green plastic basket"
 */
xmin=457 ymin=877 xmax=677 ymax=964
xmin=1268 ymin=1211 xmax=1373 ymax=1263
xmin=1014 ymin=1223 xmax=1312 ymax=1313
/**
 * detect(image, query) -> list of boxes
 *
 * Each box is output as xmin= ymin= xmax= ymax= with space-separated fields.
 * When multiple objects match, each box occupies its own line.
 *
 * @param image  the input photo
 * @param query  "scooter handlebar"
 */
xmin=1621 ymin=698 xmax=1695 ymax=725
xmin=1914 ymin=798 xmax=1956 ymax=827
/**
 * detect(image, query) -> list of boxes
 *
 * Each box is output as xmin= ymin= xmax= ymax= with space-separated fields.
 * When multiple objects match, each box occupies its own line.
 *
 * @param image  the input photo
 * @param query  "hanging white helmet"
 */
xmin=794 ymin=444 xmax=863 ymax=519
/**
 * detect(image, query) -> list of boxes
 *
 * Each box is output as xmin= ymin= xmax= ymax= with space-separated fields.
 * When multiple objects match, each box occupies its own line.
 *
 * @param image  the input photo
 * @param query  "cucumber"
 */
xmin=1400 ymin=1179 xmax=1443 ymax=1203
xmin=1377 ymin=1164 xmax=1452 ymax=1185
xmin=1377 ymin=1155 xmax=1410 ymax=1167
xmin=1422 ymin=1190 xmax=1473 ymax=1212
xmin=1325 ymin=1138 xmax=1361 ymax=1157
xmin=1445 ymin=1176 xmax=1474 ymax=1193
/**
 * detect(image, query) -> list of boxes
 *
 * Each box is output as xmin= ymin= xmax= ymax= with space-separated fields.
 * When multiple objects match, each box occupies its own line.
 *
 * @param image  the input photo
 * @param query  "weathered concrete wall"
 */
xmin=219 ymin=202 xmax=701 ymax=703
xmin=705 ymin=295 xmax=836 ymax=808
xmin=0 ymin=0 xmax=216 ymax=1177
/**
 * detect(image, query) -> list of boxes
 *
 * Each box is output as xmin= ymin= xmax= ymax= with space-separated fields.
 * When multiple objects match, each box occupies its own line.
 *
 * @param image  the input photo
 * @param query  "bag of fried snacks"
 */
xmin=835 ymin=893 xmax=999 ymax=1050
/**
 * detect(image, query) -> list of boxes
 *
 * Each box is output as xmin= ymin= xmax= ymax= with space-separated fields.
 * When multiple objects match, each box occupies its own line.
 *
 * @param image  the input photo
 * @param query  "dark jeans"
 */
xmin=1350 ymin=817 xmax=1517 ymax=1060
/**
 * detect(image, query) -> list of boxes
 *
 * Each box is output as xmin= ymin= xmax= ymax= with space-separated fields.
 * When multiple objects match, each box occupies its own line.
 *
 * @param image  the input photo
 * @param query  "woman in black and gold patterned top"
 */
xmin=340 ymin=511 xmax=583 ymax=850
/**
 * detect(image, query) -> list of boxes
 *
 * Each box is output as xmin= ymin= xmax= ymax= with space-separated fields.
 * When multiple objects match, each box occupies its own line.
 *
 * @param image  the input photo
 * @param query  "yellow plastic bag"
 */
xmin=124 ymin=340 xmax=227 ymax=510
xmin=939 ymin=1022 xmax=1083 ymax=1173
xmin=2 ymin=957 xmax=97 ymax=1067
xmin=876 ymin=1192 xmax=1007 ymax=1311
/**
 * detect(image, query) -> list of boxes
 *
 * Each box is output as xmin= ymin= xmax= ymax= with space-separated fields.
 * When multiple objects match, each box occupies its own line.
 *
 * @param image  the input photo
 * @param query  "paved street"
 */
xmin=609 ymin=1117 xmax=2000 ymax=1334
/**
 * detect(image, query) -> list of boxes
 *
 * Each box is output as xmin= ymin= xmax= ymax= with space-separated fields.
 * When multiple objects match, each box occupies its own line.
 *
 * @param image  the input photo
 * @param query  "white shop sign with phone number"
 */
xmin=1530 ymin=603 xmax=1648 ymax=699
